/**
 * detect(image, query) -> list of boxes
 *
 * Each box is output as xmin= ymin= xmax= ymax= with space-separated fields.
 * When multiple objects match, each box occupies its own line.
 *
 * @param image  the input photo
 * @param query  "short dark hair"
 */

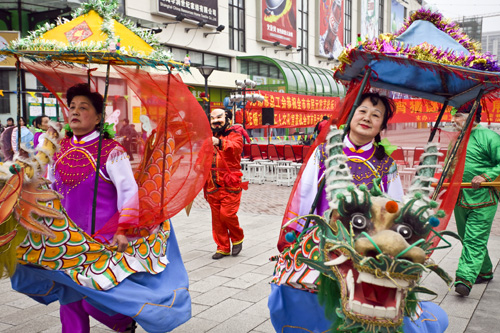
xmin=65 ymin=83 xmax=107 ymax=138
xmin=66 ymin=83 xmax=104 ymax=115
xmin=7 ymin=117 xmax=14 ymax=123
xmin=123 ymin=118 xmax=130 ymax=125
xmin=322 ymin=116 xmax=329 ymax=120
xmin=33 ymin=115 xmax=49 ymax=129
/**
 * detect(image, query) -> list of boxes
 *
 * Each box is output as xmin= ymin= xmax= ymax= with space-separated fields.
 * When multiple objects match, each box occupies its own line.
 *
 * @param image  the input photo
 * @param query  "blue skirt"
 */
xmin=11 ymin=224 xmax=191 ymax=333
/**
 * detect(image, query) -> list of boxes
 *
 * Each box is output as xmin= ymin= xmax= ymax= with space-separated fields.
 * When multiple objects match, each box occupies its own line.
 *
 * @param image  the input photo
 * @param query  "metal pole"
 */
xmin=204 ymin=76 xmax=209 ymax=118
xmin=91 ymin=62 xmax=111 ymax=235
xmin=16 ymin=58 xmax=21 ymax=146
xmin=431 ymin=89 xmax=484 ymax=200
xmin=242 ymin=86 xmax=247 ymax=129
xmin=343 ymin=68 xmax=372 ymax=139
xmin=41 ymin=94 xmax=45 ymax=116
xmin=428 ymin=100 xmax=449 ymax=143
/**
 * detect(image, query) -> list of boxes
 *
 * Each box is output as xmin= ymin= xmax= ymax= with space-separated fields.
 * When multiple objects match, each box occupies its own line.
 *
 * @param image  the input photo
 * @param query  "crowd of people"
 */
xmin=0 ymin=114 xmax=139 ymax=163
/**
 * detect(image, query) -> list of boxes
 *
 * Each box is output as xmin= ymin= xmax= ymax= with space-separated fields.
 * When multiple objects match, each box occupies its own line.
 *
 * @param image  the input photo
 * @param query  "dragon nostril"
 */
xmin=365 ymin=249 xmax=379 ymax=259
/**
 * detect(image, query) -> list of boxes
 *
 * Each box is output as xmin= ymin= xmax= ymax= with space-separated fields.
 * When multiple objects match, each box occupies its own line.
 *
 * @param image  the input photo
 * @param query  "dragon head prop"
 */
xmin=272 ymin=128 xmax=456 ymax=333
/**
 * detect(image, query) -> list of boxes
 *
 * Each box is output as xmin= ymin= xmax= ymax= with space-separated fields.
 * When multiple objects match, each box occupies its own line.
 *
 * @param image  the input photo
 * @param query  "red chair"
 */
xmin=392 ymin=147 xmax=409 ymax=168
xmin=412 ymin=147 xmax=425 ymax=167
xmin=267 ymin=144 xmax=281 ymax=161
xmin=283 ymin=144 xmax=297 ymax=162
xmin=301 ymin=146 xmax=311 ymax=163
xmin=243 ymin=144 xmax=251 ymax=159
xmin=250 ymin=144 xmax=265 ymax=161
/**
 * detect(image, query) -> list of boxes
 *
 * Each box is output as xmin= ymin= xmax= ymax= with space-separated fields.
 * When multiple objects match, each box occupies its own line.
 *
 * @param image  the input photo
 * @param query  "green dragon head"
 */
xmin=273 ymin=129 xmax=455 ymax=333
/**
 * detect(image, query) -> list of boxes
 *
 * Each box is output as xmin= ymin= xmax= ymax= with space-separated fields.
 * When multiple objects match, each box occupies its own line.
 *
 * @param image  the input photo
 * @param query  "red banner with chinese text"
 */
xmin=245 ymin=90 xmax=340 ymax=128
xmin=244 ymin=94 xmax=500 ymax=128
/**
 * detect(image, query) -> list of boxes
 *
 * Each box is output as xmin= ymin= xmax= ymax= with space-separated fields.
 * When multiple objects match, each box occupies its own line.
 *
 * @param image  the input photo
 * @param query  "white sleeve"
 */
xmin=11 ymin=128 xmax=18 ymax=153
xmin=46 ymin=162 xmax=56 ymax=185
xmin=387 ymin=162 xmax=404 ymax=202
xmin=297 ymin=147 xmax=322 ymax=216
xmin=106 ymin=147 xmax=139 ymax=224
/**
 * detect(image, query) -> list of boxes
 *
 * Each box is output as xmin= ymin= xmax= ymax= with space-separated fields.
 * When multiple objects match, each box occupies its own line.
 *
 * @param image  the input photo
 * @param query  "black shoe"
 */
xmin=232 ymin=243 xmax=243 ymax=256
xmin=475 ymin=276 xmax=493 ymax=284
xmin=124 ymin=320 xmax=137 ymax=333
xmin=455 ymin=283 xmax=470 ymax=296
xmin=212 ymin=252 xmax=229 ymax=260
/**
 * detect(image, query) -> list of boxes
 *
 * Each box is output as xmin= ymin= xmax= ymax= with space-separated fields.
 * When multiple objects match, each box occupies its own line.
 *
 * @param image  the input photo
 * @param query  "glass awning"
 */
xmin=237 ymin=55 xmax=345 ymax=97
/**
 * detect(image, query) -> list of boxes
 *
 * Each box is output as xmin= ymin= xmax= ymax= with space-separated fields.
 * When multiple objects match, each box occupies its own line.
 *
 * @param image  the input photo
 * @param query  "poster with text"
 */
xmin=391 ymin=0 xmax=405 ymax=33
xmin=318 ymin=0 xmax=344 ymax=59
xmin=361 ymin=0 xmax=379 ymax=40
xmin=261 ymin=0 xmax=297 ymax=48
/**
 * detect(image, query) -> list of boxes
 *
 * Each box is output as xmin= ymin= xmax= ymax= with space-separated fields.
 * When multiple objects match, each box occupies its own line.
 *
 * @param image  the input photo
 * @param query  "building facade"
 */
xmin=0 ymin=0 xmax=421 ymax=125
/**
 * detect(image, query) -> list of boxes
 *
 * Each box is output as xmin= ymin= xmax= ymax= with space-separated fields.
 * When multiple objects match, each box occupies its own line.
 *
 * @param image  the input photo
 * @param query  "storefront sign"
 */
xmin=260 ymin=0 xmax=297 ymax=48
xmin=154 ymin=0 xmax=218 ymax=26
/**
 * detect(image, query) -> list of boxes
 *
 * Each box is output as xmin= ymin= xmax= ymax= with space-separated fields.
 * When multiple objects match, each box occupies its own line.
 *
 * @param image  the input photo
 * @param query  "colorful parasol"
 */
xmin=0 ymin=0 xmax=212 ymax=235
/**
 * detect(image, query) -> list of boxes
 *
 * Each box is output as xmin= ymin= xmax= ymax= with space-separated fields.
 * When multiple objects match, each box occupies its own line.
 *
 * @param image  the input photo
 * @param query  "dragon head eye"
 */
xmin=351 ymin=213 xmax=367 ymax=229
xmin=396 ymin=224 xmax=413 ymax=240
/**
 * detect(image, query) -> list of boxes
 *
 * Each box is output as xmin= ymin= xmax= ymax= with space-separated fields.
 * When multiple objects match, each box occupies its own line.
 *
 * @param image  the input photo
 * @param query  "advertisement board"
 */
xmin=361 ymin=0 xmax=379 ymax=40
xmin=318 ymin=0 xmax=344 ymax=59
xmin=154 ymin=0 xmax=218 ymax=26
xmin=260 ymin=0 xmax=297 ymax=48
xmin=391 ymin=0 xmax=405 ymax=33
xmin=0 ymin=31 xmax=20 ymax=68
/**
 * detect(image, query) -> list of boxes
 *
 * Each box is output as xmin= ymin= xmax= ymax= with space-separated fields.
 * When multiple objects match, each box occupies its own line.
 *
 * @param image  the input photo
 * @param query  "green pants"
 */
xmin=454 ymin=204 xmax=497 ymax=286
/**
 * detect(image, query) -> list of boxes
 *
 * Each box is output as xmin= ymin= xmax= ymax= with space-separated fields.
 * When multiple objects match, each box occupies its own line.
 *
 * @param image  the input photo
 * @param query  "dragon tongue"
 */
xmin=361 ymin=282 xmax=391 ymax=306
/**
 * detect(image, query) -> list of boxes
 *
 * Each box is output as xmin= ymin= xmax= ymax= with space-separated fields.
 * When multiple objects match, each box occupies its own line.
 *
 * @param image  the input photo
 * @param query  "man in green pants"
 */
xmin=451 ymin=103 xmax=500 ymax=296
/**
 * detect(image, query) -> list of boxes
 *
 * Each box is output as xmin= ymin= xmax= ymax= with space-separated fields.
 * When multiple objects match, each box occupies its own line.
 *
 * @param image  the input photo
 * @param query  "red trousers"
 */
xmin=206 ymin=189 xmax=244 ymax=254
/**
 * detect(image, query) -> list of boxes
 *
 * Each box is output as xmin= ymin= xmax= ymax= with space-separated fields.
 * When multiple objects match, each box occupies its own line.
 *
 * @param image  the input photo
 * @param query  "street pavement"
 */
xmin=1 ymin=128 xmax=499 ymax=332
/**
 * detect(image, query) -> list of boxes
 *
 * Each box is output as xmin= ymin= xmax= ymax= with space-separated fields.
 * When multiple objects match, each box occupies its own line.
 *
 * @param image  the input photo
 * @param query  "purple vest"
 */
xmin=342 ymin=144 xmax=393 ymax=191
xmin=53 ymin=136 xmax=123 ymax=235
xmin=314 ymin=143 xmax=394 ymax=216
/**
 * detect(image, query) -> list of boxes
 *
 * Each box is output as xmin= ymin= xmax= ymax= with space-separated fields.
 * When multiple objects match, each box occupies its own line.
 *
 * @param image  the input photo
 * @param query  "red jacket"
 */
xmin=204 ymin=128 xmax=243 ymax=193
xmin=232 ymin=124 xmax=251 ymax=143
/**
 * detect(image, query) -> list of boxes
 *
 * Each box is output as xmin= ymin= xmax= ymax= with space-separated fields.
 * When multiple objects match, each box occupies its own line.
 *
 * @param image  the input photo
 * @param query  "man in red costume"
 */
xmin=204 ymin=109 xmax=245 ymax=259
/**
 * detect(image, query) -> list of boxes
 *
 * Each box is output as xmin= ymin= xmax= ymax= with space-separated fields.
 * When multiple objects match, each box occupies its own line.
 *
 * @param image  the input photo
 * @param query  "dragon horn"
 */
xmin=406 ymin=143 xmax=441 ymax=198
xmin=323 ymin=128 xmax=355 ymax=211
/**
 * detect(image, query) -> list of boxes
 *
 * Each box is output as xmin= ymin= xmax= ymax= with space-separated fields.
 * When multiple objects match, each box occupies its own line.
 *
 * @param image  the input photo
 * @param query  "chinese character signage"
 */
xmin=361 ymin=0 xmax=378 ymax=40
xmin=245 ymin=91 xmax=340 ymax=128
xmin=260 ymin=0 xmax=297 ymax=48
xmin=245 ymin=96 xmax=500 ymax=129
xmin=154 ymin=0 xmax=218 ymax=26
xmin=318 ymin=0 xmax=344 ymax=59
xmin=389 ymin=99 xmax=500 ymax=123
